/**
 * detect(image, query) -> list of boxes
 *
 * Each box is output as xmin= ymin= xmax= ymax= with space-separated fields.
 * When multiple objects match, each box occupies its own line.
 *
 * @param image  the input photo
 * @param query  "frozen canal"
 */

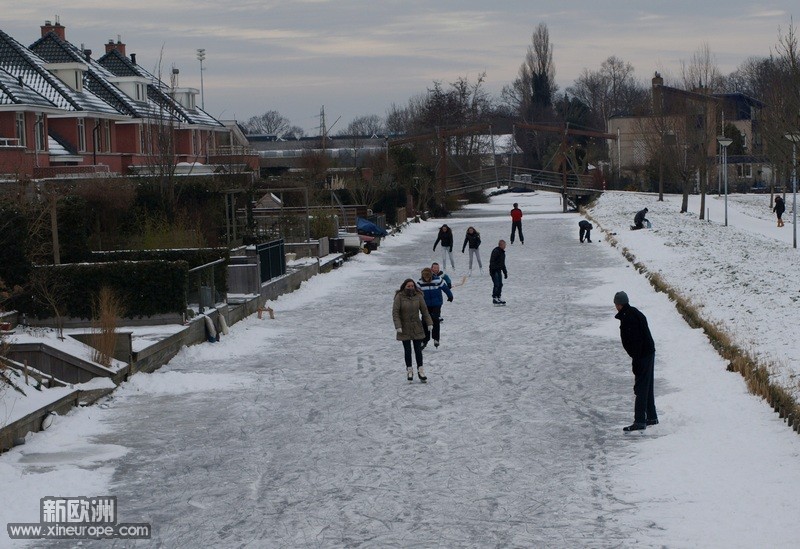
xmin=23 ymin=193 xmax=649 ymax=547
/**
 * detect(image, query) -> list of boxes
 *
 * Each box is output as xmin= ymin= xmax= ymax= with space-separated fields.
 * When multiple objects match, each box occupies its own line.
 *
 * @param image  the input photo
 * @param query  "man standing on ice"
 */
xmin=614 ymin=291 xmax=658 ymax=431
xmin=509 ymin=203 xmax=524 ymax=244
xmin=489 ymin=240 xmax=508 ymax=305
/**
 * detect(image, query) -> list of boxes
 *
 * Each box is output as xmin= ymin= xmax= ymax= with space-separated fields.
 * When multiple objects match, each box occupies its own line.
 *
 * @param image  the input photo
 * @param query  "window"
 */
xmin=77 ymin=119 xmax=86 ymax=152
xmin=34 ymin=114 xmax=45 ymax=151
xmin=15 ymin=113 xmax=26 ymax=147
xmin=103 ymin=120 xmax=111 ymax=152
xmin=737 ymin=164 xmax=752 ymax=178
xmin=740 ymin=132 xmax=747 ymax=151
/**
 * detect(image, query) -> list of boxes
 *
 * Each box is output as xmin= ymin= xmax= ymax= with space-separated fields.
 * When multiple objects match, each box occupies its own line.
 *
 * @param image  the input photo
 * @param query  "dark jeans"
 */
xmin=511 ymin=220 xmax=524 ymax=243
xmin=579 ymin=227 xmax=592 ymax=242
xmin=632 ymin=352 xmax=657 ymax=425
xmin=490 ymin=270 xmax=503 ymax=299
xmin=422 ymin=306 xmax=441 ymax=343
xmin=402 ymin=339 xmax=423 ymax=368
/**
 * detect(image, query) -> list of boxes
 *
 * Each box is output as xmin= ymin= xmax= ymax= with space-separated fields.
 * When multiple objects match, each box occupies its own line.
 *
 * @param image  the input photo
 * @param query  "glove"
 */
xmin=504 ymin=273 xmax=508 ymax=279
xmin=447 ymin=296 xmax=453 ymax=302
xmin=396 ymin=328 xmax=402 ymax=334
xmin=462 ymin=250 xmax=465 ymax=253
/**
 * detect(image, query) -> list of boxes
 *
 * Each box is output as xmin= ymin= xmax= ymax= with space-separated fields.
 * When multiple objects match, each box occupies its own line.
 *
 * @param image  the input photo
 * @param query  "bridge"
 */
xmin=442 ymin=166 xmax=604 ymax=211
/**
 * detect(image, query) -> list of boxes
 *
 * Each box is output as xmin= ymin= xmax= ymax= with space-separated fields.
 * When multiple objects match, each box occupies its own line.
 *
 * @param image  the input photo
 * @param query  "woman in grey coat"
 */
xmin=393 ymin=278 xmax=433 ymax=381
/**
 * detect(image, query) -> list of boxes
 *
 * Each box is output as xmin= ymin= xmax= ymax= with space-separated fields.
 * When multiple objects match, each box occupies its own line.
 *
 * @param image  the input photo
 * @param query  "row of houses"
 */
xmin=609 ymin=73 xmax=771 ymax=192
xmin=0 ymin=19 xmax=257 ymax=181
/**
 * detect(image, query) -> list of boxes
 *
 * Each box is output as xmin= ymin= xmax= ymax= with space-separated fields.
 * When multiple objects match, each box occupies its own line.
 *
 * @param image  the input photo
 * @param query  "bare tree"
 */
xmin=569 ymin=56 xmax=648 ymax=130
xmin=339 ymin=115 xmax=385 ymax=137
xmin=243 ymin=110 xmax=292 ymax=136
xmin=502 ymin=22 xmax=557 ymax=122
xmin=679 ymin=44 xmax=724 ymax=218
xmin=680 ymin=43 xmax=725 ymax=92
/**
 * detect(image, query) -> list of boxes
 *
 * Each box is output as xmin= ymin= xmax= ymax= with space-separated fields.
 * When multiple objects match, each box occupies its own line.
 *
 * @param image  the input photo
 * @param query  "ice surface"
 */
xmin=2 ymin=191 xmax=800 ymax=548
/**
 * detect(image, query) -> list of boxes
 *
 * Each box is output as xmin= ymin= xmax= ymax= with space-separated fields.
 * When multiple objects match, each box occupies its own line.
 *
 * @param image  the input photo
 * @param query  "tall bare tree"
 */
xmin=569 ymin=56 xmax=648 ymax=130
xmin=679 ymin=44 xmax=724 ymax=218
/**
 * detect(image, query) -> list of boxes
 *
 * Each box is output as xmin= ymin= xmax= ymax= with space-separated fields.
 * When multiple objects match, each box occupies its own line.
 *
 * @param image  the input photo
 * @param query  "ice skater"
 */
xmin=510 ymin=203 xmax=524 ymax=244
xmin=393 ymin=279 xmax=433 ymax=382
xmin=417 ymin=267 xmax=453 ymax=349
xmin=433 ymin=224 xmax=456 ymax=270
xmin=461 ymin=226 xmax=483 ymax=274
xmin=430 ymin=262 xmax=452 ymax=289
xmin=774 ymin=196 xmax=785 ymax=227
xmin=614 ymin=291 xmax=658 ymax=431
xmin=579 ymin=220 xmax=593 ymax=243
xmin=489 ymin=240 xmax=508 ymax=305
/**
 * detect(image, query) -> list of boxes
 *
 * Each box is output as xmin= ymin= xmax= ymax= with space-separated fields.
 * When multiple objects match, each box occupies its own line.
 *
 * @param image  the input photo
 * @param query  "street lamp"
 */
xmin=196 ymin=48 xmax=206 ymax=110
xmin=784 ymin=132 xmax=800 ymax=249
xmin=717 ymin=136 xmax=733 ymax=226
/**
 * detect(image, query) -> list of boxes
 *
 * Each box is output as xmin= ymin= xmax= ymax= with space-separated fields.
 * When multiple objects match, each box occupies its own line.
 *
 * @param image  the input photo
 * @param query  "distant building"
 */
xmin=0 ymin=19 xmax=258 ymax=180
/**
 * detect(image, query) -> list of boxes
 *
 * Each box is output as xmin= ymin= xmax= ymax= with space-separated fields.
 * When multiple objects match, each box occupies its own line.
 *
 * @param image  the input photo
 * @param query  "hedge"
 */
xmin=90 ymin=247 xmax=229 ymax=294
xmin=30 ymin=260 xmax=190 ymax=319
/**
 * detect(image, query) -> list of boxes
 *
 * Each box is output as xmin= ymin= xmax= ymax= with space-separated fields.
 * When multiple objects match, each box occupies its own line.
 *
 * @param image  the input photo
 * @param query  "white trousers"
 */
xmin=441 ymin=247 xmax=455 ymax=270
xmin=467 ymin=248 xmax=482 ymax=269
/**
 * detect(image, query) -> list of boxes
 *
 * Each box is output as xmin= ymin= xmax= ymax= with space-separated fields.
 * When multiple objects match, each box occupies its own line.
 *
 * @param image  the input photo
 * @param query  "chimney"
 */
xmin=41 ymin=19 xmax=66 ymax=40
xmin=652 ymin=71 xmax=664 ymax=116
xmin=83 ymin=49 xmax=92 ymax=61
xmin=130 ymin=53 xmax=137 ymax=66
xmin=104 ymin=36 xmax=126 ymax=56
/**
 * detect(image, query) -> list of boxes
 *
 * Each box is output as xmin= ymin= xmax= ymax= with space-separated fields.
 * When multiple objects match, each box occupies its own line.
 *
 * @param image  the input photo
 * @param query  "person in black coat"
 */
xmin=774 ymin=196 xmax=785 ymax=227
xmin=433 ymin=224 xmax=455 ymax=270
xmin=578 ymin=220 xmax=593 ymax=242
xmin=614 ymin=291 xmax=658 ymax=431
xmin=489 ymin=240 xmax=508 ymax=304
xmin=632 ymin=208 xmax=649 ymax=230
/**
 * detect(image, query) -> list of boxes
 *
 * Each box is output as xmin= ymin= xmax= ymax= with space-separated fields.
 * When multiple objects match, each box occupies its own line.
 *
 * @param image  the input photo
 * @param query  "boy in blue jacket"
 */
xmin=417 ymin=267 xmax=454 ymax=348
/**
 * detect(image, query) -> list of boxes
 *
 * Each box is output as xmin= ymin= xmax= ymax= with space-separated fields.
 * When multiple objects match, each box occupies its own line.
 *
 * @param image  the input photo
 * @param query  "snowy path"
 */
xmin=4 ymin=192 xmax=800 ymax=548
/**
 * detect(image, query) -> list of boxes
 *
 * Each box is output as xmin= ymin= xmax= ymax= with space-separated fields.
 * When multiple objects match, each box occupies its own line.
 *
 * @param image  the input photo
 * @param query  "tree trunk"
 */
xmin=681 ymin=179 xmax=690 ymax=213
xmin=699 ymin=165 xmax=707 ymax=220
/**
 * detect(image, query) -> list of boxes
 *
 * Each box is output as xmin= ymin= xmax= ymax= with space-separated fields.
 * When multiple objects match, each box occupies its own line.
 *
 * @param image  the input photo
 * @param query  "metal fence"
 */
xmin=256 ymin=239 xmax=286 ymax=283
xmin=187 ymin=258 xmax=227 ymax=313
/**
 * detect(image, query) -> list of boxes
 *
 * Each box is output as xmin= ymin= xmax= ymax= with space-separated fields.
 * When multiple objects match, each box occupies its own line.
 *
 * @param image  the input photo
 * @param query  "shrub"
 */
xmin=90 ymin=287 xmax=125 ymax=367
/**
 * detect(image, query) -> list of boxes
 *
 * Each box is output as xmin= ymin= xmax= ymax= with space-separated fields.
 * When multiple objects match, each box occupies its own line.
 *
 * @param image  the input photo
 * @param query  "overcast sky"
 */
xmin=2 ymin=1 xmax=797 ymax=134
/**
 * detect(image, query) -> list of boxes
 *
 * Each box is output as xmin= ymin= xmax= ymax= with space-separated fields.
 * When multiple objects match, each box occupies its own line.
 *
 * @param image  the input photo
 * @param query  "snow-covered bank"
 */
xmin=588 ymin=191 xmax=800 ymax=402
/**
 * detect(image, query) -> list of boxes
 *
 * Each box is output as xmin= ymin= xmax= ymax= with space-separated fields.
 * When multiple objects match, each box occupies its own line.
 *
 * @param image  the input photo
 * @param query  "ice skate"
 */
xmin=417 ymin=366 xmax=427 ymax=382
xmin=623 ymin=423 xmax=646 ymax=432
xmin=407 ymin=367 xmax=414 ymax=381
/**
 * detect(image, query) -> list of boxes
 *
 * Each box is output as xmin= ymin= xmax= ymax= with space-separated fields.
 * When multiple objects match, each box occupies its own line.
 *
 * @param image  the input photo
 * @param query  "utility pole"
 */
xmin=196 ymin=48 xmax=206 ymax=110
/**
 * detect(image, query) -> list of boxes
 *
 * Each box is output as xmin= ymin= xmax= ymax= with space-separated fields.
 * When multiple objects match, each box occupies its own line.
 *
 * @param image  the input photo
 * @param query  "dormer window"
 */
xmin=171 ymin=88 xmax=199 ymax=111
xmin=109 ymin=76 xmax=150 ymax=103
xmin=44 ymin=62 xmax=87 ymax=92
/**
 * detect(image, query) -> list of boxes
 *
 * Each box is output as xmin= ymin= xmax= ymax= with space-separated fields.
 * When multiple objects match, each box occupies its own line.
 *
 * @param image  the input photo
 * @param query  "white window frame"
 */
xmin=103 ymin=120 xmax=111 ymax=152
xmin=15 ymin=112 xmax=26 ymax=147
xmin=34 ymin=114 xmax=45 ymax=151
xmin=77 ymin=118 xmax=86 ymax=152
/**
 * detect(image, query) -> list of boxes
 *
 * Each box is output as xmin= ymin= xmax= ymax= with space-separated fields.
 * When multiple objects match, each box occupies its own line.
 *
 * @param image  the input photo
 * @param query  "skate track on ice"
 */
xmin=12 ymin=191 xmax=780 ymax=547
